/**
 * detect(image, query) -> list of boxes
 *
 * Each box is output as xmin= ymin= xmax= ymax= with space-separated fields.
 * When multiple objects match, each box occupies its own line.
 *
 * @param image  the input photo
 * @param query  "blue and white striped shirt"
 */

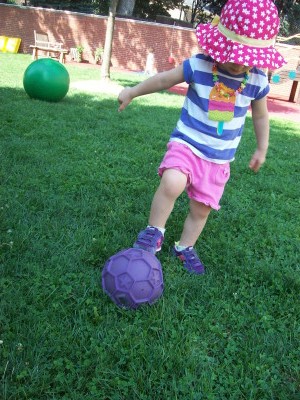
xmin=170 ymin=54 xmax=269 ymax=164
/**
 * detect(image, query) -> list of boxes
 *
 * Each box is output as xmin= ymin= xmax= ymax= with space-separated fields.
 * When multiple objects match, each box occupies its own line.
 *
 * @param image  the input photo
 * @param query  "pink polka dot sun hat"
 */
xmin=196 ymin=0 xmax=286 ymax=70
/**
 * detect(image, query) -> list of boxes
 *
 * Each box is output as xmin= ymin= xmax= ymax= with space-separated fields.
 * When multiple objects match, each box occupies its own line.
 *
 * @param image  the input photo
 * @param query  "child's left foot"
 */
xmin=172 ymin=246 xmax=205 ymax=274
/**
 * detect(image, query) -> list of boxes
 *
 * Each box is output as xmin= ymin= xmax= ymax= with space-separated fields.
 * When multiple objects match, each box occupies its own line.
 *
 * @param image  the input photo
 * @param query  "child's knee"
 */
xmin=160 ymin=168 xmax=187 ymax=198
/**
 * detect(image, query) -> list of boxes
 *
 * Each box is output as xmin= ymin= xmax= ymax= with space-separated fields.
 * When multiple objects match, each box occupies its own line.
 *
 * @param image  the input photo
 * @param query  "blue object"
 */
xmin=288 ymin=70 xmax=296 ymax=80
xmin=217 ymin=121 xmax=224 ymax=135
xmin=272 ymin=74 xmax=281 ymax=83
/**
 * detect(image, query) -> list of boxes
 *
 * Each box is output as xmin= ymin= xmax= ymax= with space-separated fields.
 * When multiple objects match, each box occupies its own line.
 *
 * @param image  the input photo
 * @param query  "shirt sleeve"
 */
xmin=254 ymin=71 xmax=270 ymax=100
xmin=183 ymin=58 xmax=194 ymax=85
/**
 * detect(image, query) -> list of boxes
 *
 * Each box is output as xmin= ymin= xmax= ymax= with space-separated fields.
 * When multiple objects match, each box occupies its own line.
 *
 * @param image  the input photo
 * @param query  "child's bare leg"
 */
xmin=148 ymin=169 xmax=187 ymax=228
xmin=178 ymin=199 xmax=211 ymax=247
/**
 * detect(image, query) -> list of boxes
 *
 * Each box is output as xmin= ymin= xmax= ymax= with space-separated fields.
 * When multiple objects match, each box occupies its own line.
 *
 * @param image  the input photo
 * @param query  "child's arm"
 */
xmin=118 ymin=64 xmax=185 ymax=111
xmin=249 ymin=96 xmax=270 ymax=172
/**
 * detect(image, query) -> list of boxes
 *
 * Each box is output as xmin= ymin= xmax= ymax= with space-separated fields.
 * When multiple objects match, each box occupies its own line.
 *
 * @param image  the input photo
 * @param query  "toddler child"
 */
xmin=145 ymin=47 xmax=155 ymax=76
xmin=118 ymin=0 xmax=286 ymax=274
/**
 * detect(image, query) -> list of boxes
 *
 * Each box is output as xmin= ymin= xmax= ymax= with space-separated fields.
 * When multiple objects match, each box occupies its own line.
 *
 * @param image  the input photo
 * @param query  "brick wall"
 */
xmin=0 ymin=3 xmax=199 ymax=72
xmin=1 ymin=4 xmax=299 ymax=101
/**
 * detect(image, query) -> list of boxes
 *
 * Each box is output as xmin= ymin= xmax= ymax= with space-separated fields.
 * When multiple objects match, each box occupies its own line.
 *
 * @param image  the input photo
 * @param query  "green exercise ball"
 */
xmin=23 ymin=58 xmax=70 ymax=102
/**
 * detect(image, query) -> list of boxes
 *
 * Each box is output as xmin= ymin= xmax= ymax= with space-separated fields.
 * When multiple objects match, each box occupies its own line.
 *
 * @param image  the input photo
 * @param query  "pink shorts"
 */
xmin=158 ymin=141 xmax=230 ymax=210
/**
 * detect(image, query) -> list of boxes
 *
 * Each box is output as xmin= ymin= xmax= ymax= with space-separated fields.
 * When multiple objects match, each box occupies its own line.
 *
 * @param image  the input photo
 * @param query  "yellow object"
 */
xmin=218 ymin=23 xmax=274 ymax=47
xmin=0 ymin=36 xmax=8 ymax=52
xmin=211 ymin=15 xmax=220 ymax=26
xmin=5 ymin=37 xmax=21 ymax=53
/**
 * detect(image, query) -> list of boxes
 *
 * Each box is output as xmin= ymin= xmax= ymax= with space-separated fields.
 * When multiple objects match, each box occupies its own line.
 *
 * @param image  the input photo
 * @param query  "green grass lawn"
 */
xmin=1 ymin=53 xmax=299 ymax=399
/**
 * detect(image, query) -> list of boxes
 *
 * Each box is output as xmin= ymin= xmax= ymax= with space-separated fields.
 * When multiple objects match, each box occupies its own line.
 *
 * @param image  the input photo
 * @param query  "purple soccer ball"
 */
xmin=102 ymin=248 xmax=164 ymax=309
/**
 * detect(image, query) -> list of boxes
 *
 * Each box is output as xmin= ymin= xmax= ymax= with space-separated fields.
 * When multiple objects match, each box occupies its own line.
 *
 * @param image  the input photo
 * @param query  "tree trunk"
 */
xmin=101 ymin=0 xmax=119 ymax=81
xmin=117 ymin=0 xmax=136 ymax=16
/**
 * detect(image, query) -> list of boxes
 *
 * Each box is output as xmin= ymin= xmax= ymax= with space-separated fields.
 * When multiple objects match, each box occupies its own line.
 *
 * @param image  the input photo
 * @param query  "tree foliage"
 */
xmin=26 ymin=0 xmax=183 ymax=19
xmin=133 ymin=0 xmax=183 ymax=20
xmin=26 ymin=0 xmax=108 ymax=14
xmin=274 ymin=0 xmax=300 ymax=38
xmin=26 ymin=0 xmax=299 ymax=39
xmin=117 ymin=0 xmax=135 ymax=16
xmin=190 ymin=0 xmax=226 ymax=24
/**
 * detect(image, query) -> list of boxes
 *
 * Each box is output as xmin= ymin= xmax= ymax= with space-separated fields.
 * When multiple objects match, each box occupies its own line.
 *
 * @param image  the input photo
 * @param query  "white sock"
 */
xmin=175 ymin=241 xmax=189 ymax=251
xmin=147 ymin=225 xmax=165 ymax=235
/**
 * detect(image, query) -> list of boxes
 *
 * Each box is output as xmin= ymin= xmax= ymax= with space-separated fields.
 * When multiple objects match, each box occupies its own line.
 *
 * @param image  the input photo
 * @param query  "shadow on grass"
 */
xmin=1 ymin=86 xmax=179 ymax=267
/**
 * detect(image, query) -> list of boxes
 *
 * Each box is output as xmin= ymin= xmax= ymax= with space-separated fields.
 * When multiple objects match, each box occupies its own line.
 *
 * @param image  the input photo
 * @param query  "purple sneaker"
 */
xmin=133 ymin=227 xmax=164 ymax=254
xmin=172 ymin=246 xmax=205 ymax=274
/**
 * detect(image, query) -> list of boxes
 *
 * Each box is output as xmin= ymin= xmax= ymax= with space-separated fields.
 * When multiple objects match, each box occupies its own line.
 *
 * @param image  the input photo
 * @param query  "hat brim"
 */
xmin=196 ymin=23 xmax=286 ymax=70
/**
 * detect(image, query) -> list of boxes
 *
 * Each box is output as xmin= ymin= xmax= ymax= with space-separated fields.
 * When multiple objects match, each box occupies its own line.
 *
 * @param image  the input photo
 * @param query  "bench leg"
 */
xmin=32 ymin=48 xmax=37 ymax=60
xmin=289 ymin=81 xmax=298 ymax=102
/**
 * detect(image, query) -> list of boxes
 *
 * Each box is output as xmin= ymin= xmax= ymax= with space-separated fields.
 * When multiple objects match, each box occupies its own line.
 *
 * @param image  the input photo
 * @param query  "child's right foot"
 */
xmin=133 ymin=227 xmax=164 ymax=254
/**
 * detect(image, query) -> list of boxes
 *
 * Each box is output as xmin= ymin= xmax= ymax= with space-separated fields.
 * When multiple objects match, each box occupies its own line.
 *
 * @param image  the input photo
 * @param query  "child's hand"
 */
xmin=118 ymin=87 xmax=133 ymax=112
xmin=249 ymin=149 xmax=267 ymax=172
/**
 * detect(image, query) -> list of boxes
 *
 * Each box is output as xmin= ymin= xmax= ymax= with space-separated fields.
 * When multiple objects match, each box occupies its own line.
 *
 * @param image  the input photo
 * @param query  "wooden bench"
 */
xmin=276 ymin=65 xmax=300 ymax=102
xmin=289 ymin=74 xmax=300 ymax=102
xmin=270 ymin=58 xmax=300 ymax=103
xmin=272 ymin=38 xmax=300 ymax=103
xmin=30 ymin=31 xmax=69 ymax=64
